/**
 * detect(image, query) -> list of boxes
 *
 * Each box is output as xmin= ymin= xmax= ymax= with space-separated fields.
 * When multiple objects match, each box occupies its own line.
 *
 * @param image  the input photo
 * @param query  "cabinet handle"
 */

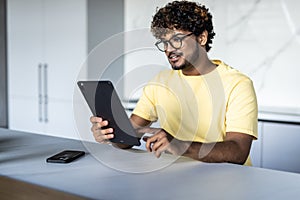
xmin=38 ymin=63 xmax=43 ymax=122
xmin=44 ymin=63 xmax=48 ymax=123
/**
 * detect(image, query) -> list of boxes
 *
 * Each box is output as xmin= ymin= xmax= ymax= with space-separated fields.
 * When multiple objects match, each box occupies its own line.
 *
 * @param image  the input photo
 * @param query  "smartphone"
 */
xmin=46 ymin=150 xmax=85 ymax=163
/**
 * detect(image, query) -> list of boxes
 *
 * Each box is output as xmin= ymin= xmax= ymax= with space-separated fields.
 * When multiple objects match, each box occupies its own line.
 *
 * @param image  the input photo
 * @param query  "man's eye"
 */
xmin=172 ymin=37 xmax=181 ymax=42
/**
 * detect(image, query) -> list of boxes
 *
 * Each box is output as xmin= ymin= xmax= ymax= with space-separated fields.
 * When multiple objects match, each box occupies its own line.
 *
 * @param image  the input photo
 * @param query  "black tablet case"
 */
xmin=77 ymin=81 xmax=141 ymax=146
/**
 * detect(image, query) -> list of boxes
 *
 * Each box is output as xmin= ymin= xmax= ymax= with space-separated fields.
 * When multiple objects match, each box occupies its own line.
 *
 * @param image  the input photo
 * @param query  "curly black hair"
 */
xmin=151 ymin=1 xmax=215 ymax=52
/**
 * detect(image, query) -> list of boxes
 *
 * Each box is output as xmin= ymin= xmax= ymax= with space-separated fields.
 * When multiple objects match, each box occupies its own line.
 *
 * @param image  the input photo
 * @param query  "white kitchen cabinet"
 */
xmin=7 ymin=0 xmax=87 ymax=139
xmin=249 ymin=119 xmax=300 ymax=173
xmin=7 ymin=0 xmax=43 ymax=99
xmin=261 ymin=122 xmax=300 ymax=173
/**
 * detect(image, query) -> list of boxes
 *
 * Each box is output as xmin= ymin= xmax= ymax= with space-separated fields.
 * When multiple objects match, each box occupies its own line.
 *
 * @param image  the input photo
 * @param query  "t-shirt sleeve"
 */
xmin=225 ymin=78 xmax=258 ymax=139
xmin=132 ymin=84 xmax=158 ymax=122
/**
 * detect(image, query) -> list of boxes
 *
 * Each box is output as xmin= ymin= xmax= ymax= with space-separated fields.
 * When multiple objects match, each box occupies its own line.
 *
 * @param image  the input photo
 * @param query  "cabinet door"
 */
xmin=42 ymin=0 xmax=87 ymax=138
xmin=7 ymin=0 xmax=87 ymax=137
xmin=43 ymin=100 xmax=77 ymax=138
xmin=7 ymin=0 xmax=43 ymax=98
xmin=43 ymin=0 xmax=87 ymax=101
xmin=8 ymin=98 xmax=44 ymax=134
xmin=7 ymin=0 xmax=44 ymax=132
xmin=262 ymin=122 xmax=300 ymax=173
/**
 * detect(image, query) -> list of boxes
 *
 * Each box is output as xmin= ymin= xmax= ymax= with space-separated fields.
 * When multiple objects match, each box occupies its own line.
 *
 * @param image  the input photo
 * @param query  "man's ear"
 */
xmin=197 ymin=30 xmax=208 ymax=46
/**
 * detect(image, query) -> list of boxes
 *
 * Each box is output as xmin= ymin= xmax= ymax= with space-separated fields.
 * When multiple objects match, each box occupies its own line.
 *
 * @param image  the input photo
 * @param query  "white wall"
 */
xmin=124 ymin=0 xmax=300 ymax=116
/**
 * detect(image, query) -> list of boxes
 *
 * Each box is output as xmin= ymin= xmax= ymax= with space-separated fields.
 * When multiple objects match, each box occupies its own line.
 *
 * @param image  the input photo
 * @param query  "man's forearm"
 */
xmin=182 ymin=140 xmax=249 ymax=165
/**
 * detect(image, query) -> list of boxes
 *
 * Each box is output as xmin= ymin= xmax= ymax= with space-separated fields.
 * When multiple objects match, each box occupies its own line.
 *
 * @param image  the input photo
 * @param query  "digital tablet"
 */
xmin=77 ymin=80 xmax=141 ymax=146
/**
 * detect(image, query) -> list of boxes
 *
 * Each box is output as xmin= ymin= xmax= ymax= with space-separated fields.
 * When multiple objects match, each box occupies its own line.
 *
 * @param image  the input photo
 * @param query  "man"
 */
xmin=90 ymin=1 xmax=257 ymax=165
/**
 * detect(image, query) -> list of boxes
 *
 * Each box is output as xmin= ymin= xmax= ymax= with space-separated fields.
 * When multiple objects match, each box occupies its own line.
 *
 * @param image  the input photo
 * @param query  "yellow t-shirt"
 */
xmin=132 ymin=60 xmax=258 ymax=165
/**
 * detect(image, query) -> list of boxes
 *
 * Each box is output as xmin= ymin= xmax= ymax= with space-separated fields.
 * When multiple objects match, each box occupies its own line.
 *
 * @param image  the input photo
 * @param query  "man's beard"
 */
xmin=171 ymin=60 xmax=192 ymax=70
xmin=171 ymin=44 xmax=200 ymax=71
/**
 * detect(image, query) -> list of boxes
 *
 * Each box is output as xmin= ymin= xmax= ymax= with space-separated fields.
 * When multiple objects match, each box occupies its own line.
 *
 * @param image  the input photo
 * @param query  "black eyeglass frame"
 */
xmin=155 ymin=32 xmax=194 ymax=52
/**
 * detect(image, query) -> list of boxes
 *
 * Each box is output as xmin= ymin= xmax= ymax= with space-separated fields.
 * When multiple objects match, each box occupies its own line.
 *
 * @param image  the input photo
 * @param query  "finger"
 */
xmin=145 ymin=130 xmax=166 ymax=151
xmin=90 ymin=117 xmax=109 ymax=128
xmin=93 ymin=126 xmax=114 ymax=141
xmin=155 ymin=144 xmax=167 ymax=158
xmin=145 ymin=132 xmax=166 ymax=152
xmin=99 ymin=120 xmax=109 ymax=127
xmin=94 ymin=131 xmax=114 ymax=143
xmin=90 ymin=116 xmax=102 ymax=123
xmin=145 ymin=135 xmax=159 ymax=152
xmin=93 ymin=127 xmax=113 ymax=138
xmin=151 ymin=137 xmax=167 ymax=152
xmin=91 ymin=120 xmax=109 ymax=133
xmin=152 ymin=138 xmax=169 ymax=158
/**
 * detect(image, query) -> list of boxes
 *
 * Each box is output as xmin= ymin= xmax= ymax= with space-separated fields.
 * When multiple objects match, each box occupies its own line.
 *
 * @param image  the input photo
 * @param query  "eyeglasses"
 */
xmin=155 ymin=33 xmax=193 ymax=52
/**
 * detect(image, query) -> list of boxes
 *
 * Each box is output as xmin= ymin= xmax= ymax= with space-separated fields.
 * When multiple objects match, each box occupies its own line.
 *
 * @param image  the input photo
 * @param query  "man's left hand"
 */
xmin=137 ymin=127 xmax=186 ymax=158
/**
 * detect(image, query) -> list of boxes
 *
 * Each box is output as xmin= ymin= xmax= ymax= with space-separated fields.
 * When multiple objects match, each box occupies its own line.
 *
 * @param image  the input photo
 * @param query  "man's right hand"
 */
xmin=90 ymin=116 xmax=114 ymax=144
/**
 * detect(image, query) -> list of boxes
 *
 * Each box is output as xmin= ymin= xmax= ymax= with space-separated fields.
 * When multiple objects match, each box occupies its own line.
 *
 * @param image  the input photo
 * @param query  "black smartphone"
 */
xmin=46 ymin=150 xmax=85 ymax=163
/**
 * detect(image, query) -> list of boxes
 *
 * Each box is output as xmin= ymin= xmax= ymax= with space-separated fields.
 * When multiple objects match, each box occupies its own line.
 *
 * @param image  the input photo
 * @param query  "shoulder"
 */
xmin=214 ymin=60 xmax=253 ymax=86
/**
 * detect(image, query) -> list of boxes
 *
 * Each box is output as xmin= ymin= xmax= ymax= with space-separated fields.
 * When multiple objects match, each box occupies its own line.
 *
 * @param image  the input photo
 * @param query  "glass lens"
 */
xmin=156 ymin=41 xmax=166 ymax=51
xmin=170 ymin=37 xmax=182 ymax=49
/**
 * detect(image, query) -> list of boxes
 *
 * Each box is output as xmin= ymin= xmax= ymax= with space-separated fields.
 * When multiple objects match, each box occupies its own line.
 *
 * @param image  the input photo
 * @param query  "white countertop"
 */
xmin=1 ymin=128 xmax=300 ymax=199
